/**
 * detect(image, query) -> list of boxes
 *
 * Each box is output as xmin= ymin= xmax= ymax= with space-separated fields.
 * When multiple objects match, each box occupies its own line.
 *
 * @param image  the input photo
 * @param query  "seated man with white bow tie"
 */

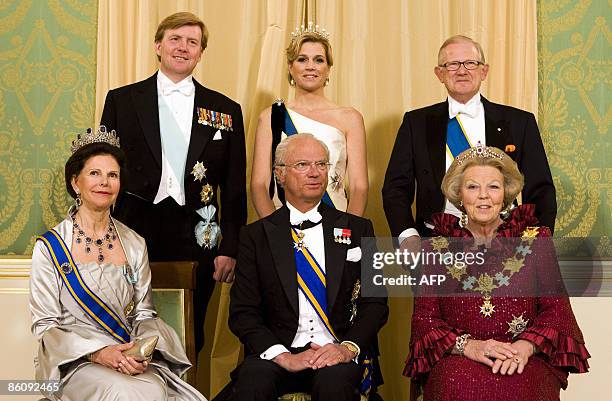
xmin=228 ymin=133 xmax=388 ymax=401
xmin=100 ymin=12 xmax=246 ymax=361
xmin=383 ymin=35 xmax=556 ymax=244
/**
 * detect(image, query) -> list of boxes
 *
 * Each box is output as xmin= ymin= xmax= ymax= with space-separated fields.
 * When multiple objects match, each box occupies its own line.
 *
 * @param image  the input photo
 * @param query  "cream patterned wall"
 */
xmin=0 ymin=0 xmax=97 ymax=254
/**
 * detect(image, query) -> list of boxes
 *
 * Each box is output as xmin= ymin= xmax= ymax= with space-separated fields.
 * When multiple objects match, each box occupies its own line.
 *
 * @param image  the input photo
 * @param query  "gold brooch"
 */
xmin=124 ymin=300 xmax=134 ymax=316
xmin=507 ymin=314 xmax=529 ymax=337
xmin=330 ymin=173 xmax=342 ymax=192
xmin=200 ymin=184 xmax=213 ymax=204
xmin=521 ymin=226 xmax=539 ymax=241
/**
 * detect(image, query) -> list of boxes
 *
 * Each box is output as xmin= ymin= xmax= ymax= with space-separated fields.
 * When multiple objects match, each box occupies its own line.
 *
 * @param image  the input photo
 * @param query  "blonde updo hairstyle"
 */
xmin=441 ymin=147 xmax=524 ymax=211
xmin=286 ymin=32 xmax=334 ymax=85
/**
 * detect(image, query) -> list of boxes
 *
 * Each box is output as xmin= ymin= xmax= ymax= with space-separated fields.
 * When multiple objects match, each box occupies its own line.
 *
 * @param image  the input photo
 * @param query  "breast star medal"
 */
xmin=506 ymin=314 xmax=529 ymax=337
xmin=192 ymin=161 xmax=214 ymax=205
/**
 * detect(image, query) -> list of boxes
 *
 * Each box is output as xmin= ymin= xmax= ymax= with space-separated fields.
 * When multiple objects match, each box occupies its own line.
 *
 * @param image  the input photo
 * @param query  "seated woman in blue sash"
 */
xmin=29 ymin=127 xmax=207 ymax=401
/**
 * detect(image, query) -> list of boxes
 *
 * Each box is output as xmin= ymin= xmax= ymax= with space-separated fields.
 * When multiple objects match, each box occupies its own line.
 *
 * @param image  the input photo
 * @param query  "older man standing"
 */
xmin=100 ymin=12 xmax=247 ymax=358
xmin=228 ymin=133 xmax=387 ymax=401
xmin=383 ymin=35 xmax=556 ymax=246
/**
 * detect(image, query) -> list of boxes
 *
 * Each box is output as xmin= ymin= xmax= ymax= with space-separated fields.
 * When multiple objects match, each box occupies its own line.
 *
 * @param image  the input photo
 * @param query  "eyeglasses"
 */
xmin=439 ymin=60 xmax=483 ymax=71
xmin=277 ymin=160 xmax=331 ymax=172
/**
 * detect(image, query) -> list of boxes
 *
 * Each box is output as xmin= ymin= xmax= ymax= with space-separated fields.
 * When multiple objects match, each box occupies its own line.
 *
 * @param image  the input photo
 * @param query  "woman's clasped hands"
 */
xmin=90 ymin=342 xmax=149 ymax=376
xmin=463 ymin=338 xmax=535 ymax=375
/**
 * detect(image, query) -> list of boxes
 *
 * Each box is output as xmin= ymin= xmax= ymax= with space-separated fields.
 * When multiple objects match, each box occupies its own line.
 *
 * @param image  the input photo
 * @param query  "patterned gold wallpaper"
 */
xmin=538 ymin=0 xmax=610 ymax=255
xmin=0 ymin=0 xmax=97 ymax=254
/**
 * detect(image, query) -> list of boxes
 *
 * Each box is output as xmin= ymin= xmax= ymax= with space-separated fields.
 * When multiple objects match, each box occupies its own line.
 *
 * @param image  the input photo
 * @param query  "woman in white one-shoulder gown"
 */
xmin=251 ymin=29 xmax=368 ymax=217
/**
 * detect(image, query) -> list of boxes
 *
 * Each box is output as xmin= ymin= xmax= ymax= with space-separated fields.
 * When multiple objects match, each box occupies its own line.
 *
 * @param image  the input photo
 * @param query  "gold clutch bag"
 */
xmin=122 ymin=335 xmax=159 ymax=362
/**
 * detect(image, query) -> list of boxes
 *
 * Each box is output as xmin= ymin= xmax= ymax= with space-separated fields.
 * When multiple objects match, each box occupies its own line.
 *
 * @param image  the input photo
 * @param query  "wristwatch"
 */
xmin=340 ymin=341 xmax=360 ymax=358
xmin=455 ymin=334 xmax=472 ymax=357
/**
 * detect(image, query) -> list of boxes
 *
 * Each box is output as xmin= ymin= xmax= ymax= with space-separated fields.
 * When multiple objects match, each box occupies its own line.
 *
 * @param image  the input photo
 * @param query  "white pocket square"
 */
xmin=346 ymin=247 xmax=362 ymax=262
xmin=212 ymin=129 xmax=222 ymax=140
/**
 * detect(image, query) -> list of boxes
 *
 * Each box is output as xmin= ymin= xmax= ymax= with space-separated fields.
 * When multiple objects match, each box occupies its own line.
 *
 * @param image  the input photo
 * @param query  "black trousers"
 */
xmin=227 ymin=353 xmax=363 ymax=401
xmin=114 ymin=195 xmax=217 ymax=357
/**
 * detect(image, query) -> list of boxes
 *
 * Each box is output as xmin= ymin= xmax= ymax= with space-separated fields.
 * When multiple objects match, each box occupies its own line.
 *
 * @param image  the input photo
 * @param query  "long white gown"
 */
xmin=29 ymin=217 xmax=207 ymax=401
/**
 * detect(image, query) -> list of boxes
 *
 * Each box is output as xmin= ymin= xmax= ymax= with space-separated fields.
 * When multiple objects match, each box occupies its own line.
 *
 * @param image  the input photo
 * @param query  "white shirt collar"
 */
xmin=157 ymin=70 xmax=194 ymax=96
xmin=286 ymin=201 xmax=322 ymax=226
xmin=448 ymin=93 xmax=482 ymax=119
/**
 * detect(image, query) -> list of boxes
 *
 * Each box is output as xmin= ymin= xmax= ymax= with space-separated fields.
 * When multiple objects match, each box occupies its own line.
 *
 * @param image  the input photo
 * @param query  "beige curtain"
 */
xmin=95 ymin=1 xmax=537 ymax=399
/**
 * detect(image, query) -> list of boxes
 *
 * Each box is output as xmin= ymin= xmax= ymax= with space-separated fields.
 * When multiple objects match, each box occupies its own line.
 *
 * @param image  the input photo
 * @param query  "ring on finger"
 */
xmin=513 ymin=357 xmax=521 ymax=363
xmin=484 ymin=350 xmax=490 ymax=357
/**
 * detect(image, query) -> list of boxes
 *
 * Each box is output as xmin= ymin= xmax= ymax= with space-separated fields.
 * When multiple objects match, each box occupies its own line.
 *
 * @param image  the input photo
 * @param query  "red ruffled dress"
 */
xmin=403 ymin=205 xmax=590 ymax=401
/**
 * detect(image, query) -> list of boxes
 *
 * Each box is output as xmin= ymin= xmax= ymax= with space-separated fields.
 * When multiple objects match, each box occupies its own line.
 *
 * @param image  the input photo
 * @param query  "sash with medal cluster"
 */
xmin=191 ymin=162 xmax=220 ymax=249
xmin=37 ymin=229 xmax=130 ymax=344
xmin=291 ymin=228 xmax=373 ymax=395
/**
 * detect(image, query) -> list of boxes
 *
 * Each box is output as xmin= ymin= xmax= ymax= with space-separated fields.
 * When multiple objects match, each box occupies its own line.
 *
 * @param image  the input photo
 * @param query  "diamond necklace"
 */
xmin=72 ymin=214 xmax=117 ymax=262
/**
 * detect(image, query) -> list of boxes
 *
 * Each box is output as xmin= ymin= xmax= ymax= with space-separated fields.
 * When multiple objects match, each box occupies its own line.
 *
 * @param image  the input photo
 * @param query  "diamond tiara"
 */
xmin=70 ymin=126 xmax=120 ymax=153
xmin=290 ymin=21 xmax=330 ymax=41
xmin=455 ymin=144 xmax=505 ymax=165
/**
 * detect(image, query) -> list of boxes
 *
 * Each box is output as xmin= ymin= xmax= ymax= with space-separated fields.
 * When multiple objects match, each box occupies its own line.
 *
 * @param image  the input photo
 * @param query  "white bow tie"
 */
xmin=162 ymin=80 xmax=194 ymax=96
xmin=290 ymin=209 xmax=322 ymax=226
xmin=449 ymin=101 xmax=479 ymax=119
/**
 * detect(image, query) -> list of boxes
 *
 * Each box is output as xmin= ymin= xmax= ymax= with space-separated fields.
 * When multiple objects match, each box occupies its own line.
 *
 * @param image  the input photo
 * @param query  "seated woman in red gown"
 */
xmin=403 ymin=145 xmax=589 ymax=401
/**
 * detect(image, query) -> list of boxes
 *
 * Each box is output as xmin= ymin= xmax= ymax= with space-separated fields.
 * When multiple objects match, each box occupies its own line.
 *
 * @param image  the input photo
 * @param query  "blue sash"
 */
xmin=360 ymin=355 xmax=373 ymax=395
xmin=446 ymin=116 xmax=473 ymax=158
xmin=291 ymin=228 xmax=337 ymax=340
xmin=37 ymin=229 xmax=130 ymax=343
xmin=291 ymin=228 xmax=373 ymax=395
xmin=284 ymin=109 xmax=336 ymax=209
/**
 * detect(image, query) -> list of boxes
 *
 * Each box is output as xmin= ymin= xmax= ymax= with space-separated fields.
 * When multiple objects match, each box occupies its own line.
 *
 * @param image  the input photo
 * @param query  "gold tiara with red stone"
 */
xmin=290 ymin=21 xmax=330 ymax=41
xmin=70 ymin=125 xmax=120 ymax=153
xmin=455 ymin=144 xmax=504 ymax=165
